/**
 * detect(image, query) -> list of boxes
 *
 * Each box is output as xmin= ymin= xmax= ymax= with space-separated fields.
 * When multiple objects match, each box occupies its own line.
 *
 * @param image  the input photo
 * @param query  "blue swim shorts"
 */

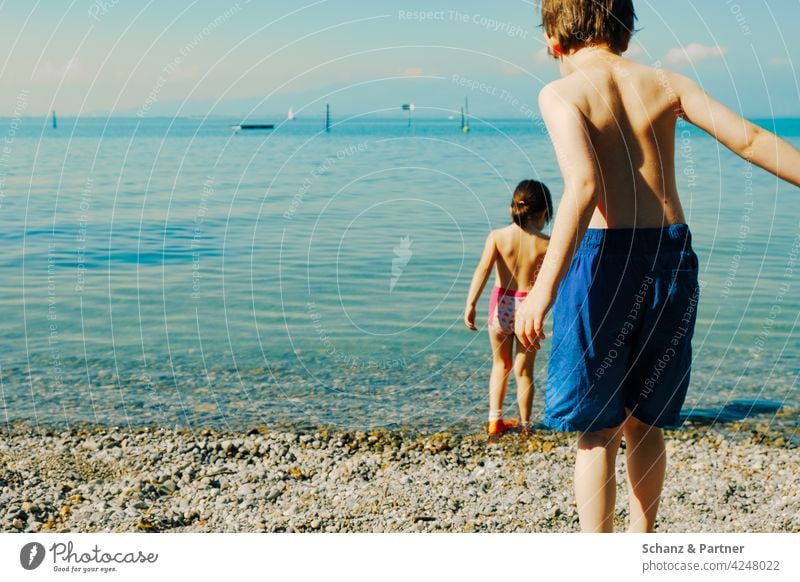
xmin=543 ymin=224 xmax=700 ymax=432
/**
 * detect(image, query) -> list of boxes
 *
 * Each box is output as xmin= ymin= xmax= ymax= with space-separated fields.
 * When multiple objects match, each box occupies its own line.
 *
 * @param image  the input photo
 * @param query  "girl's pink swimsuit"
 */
xmin=487 ymin=286 xmax=528 ymax=335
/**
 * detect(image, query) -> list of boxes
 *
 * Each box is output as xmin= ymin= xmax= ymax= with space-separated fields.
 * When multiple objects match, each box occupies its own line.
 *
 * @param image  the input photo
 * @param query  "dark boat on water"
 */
xmin=231 ymin=123 xmax=274 ymax=132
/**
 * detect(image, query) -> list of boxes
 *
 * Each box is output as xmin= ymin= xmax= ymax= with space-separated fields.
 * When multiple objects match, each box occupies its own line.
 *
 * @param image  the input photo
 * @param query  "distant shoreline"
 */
xmin=1 ymin=115 xmax=799 ymax=124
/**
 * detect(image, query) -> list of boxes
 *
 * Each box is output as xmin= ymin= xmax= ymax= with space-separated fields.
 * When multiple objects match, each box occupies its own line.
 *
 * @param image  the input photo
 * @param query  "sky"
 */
xmin=0 ymin=0 xmax=798 ymax=118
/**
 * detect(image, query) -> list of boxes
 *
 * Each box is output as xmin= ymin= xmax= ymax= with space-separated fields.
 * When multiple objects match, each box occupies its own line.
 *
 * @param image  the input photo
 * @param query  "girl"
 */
xmin=465 ymin=180 xmax=553 ymax=440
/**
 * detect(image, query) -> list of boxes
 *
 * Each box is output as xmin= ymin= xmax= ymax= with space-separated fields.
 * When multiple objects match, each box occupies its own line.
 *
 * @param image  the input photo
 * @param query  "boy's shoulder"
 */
xmin=537 ymin=60 xmax=619 ymax=105
xmin=539 ymin=76 xmax=583 ymax=107
xmin=539 ymin=58 xmax=693 ymax=108
xmin=538 ymin=73 xmax=604 ymax=117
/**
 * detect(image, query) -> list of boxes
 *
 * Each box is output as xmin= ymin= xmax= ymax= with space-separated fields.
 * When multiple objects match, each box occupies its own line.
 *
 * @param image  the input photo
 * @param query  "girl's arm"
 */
xmin=674 ymin=73 xmax=800 ymax=187
xmin=464 ymin=232 xmax=497 ymax=330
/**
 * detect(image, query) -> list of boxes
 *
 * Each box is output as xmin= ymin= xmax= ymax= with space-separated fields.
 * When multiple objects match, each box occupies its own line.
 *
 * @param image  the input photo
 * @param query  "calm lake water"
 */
xmin=0 ymin=116 xmax=797 ymax=432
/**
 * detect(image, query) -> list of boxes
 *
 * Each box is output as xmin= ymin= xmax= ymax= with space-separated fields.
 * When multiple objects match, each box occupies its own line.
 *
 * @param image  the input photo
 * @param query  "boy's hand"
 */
xmin=515 ymin=292 xmax=553 ymax=350
xmin=464 ymin=304 xmax=477 ymax=330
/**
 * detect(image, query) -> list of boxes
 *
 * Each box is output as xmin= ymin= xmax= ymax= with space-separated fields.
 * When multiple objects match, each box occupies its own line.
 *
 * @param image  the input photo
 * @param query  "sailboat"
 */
xmin=287 ymin=106 xmax=295 ymax=121
xmin=461 ymin=98 xmax=470 ymax=133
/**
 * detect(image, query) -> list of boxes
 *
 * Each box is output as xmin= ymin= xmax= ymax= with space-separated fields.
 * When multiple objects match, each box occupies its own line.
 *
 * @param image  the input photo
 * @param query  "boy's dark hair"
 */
xmin=541 ymin=0 xmax=636 ymax=55
xmin=511 ymin=180 xmax=553 ymax=227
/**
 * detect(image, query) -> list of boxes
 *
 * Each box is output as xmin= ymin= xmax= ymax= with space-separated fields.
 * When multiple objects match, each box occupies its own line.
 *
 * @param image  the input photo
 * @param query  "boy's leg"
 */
xmin=488 ymin=329 xmax=513 ymax=417
xmin=576 ymin=425 xmax=624 ymax=532
xmin=621 ymin=226 xmax=699 ymax=531
xmin=623 ymin=414 xmax=666 ymax=533
xmin=513 ymin=338 xmax=535 ymax=425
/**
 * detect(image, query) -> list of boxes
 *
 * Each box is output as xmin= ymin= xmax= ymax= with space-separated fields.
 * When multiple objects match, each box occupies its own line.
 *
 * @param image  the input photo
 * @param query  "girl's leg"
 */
xmin=623 ymin=415 xmax=666 ymax=533
xmin=575 ymin=425 xmax=624 ymax=532
xmin=513 ymin=338 xmax=535 ymax=425
xmin=488 ymin=329 xmax=513 ymax=418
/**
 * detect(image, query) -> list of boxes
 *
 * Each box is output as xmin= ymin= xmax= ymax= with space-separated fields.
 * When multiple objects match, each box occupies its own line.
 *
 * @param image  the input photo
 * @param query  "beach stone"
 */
xmin=266 ymin=487 xmax=283 ymax=502
xmin=82 ymin=439 xmax=99 ymax=451
xmin=159 ymin=480 xmax=177 ymax=496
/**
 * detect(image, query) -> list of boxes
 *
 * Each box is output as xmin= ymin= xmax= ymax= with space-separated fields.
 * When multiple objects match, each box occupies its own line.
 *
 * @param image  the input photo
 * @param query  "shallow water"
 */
xmin=0 ymin=116 xmax=797 ymax=431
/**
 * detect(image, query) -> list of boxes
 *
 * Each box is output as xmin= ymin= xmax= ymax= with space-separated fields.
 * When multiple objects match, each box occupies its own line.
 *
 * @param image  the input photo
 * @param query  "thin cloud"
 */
xmin=400 ymin=67 xmax=424 ymax=77
xmin=498 ymin=62 xmax=525 ymax=76
xmin=664 ymin=43 xmax=727 ymax=66
xmin=170 ymin=64 xmax=201 ymax=81
xmin=770 ymin=56 xmax=790 ymax=66
xmin=33 ymin=57 xmax=90 ymax=84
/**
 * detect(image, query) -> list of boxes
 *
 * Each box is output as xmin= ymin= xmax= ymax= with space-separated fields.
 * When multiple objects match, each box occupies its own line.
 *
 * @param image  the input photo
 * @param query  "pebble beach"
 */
xmin=1 ymin=421 xmax=797 ymax=533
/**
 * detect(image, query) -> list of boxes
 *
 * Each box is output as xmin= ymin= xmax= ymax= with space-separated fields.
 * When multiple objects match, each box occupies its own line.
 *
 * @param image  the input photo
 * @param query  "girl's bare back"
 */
xmin=491 ymin=224 xmax=549 ymax=291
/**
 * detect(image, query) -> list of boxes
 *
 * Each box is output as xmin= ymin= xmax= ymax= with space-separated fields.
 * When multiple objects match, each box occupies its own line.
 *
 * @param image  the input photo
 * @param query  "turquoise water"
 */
xmin=0 ymin=116 xmax=797 ymax=431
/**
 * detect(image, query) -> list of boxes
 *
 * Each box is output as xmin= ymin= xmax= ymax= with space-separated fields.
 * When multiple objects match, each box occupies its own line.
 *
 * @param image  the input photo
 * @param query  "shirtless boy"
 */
xmin=516 ymin=0 xmax=800 ymax=532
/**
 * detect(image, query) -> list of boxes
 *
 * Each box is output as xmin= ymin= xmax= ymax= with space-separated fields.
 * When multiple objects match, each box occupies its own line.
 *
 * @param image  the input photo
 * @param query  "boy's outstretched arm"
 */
xmin=674 ymin=73 xmax=800 ymax=187
xmin=464 ymin=232 xmax=497 ymax=330
xmin=516 ymin=86 xmax=599 ymax=350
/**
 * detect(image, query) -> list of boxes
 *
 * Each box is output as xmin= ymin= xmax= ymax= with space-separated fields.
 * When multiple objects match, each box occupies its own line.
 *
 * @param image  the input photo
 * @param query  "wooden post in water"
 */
xmin=325 ymin=103 xmax=331 ymax=132
xmin=402 ymin=103 xmax=415 ymax=128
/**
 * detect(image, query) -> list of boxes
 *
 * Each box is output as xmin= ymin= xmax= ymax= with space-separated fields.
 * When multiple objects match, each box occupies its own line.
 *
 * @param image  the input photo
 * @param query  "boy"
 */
xmin=515 ymin=0 xmax=800 ymax=532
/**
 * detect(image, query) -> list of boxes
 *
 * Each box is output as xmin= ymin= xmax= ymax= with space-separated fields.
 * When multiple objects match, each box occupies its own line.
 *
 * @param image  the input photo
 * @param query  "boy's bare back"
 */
xmin=490 ymin=224 xmax=549 ymax=291
xmin=539 ymin=48 xmax=800 ymax=235
xmin=542 ymin=51 xmax=686 ymax=229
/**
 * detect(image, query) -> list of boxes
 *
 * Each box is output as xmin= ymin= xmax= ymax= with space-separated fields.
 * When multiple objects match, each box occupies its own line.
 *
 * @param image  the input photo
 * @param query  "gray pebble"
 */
xmin=159 ymin=480 xmax=178 ymax=495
